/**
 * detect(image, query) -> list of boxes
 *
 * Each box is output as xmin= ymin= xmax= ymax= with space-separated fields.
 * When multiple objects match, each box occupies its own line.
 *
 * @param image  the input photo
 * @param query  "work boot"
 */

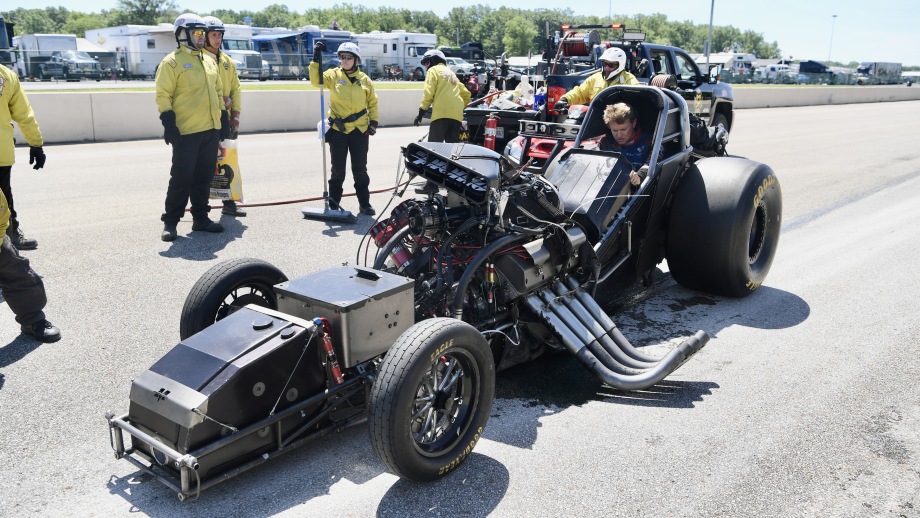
xmin=8 ymin=227 xmax=38 ymax=250
xmin=415 ymin=181 xmax=439 ymax=195
xmin=191 ymin=218 xmax=224 ymax=233
xmin=21 ymin=319 xmax=62 ymax=343
xmin=221 ymin=201 xmax=247 ymax=217
xmin=359 ymin=204 xmax=376 ymax=216
xmin=161 ymin=224 xmax=177 ymax=242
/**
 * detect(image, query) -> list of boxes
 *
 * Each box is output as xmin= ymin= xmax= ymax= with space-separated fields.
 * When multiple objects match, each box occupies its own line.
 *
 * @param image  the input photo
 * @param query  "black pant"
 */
xmin=0 ymin=235 xmax=47 ymax=326
xmin=0 ymin=166 xmax=18 ymax=231
xmin=429 ymin=119 xmax=463 ymax=143
xmin=161 ymin=129 xmax=219 ymax=225
xmin=325 ymin=128 xmax=370 ymax=207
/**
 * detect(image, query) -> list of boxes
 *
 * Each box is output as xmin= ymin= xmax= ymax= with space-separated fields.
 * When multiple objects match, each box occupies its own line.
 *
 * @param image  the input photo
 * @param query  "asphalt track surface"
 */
xmin=2 ymin=102 xmax=920 ymax=516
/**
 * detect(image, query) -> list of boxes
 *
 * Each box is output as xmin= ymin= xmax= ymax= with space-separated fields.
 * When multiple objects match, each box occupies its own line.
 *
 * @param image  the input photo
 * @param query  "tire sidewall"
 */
xmin=369 ymin=318 xmax=495 ymax=481
xmin=667 ymin=157 xmax=782 ymax=297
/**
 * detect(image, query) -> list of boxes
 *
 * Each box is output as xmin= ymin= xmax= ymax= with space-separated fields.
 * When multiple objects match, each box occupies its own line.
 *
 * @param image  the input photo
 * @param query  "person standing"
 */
xmin=554 ymin=47 xmax=639 ymax=111
xmin=202 ymin=15 xmax=246 ymax=218
xmin=1 ymin=63 xmax=46 ymax=251
xmin=0 ymin=188 xmax=60 ymax=342
xmin=310 ymin=41 xmax=379 ymax=216
xmin=414 ymin=49 xmax=471 ymax=142
xmin=156 ymin=13 xmax=230 ymax=242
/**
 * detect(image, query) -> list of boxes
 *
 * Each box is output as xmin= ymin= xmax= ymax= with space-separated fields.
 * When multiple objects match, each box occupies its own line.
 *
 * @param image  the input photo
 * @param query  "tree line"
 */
xmin=4 ymin=2 xmax=788 ymax=61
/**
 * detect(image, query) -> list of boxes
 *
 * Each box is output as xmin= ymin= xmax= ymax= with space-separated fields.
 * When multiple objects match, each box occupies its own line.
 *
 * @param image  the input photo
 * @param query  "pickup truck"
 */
xmin=30 ymin=50 xmax=104 ymax=81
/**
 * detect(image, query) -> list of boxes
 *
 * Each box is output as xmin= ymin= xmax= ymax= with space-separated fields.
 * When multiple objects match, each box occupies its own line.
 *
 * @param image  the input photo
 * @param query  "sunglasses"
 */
xmin=338 ymin=54 xmax=355 ymax=61
xmin=602 ymin=61 xmax=620 ymax=69
xmin=190 ymin=29 xmax=206 ymax=37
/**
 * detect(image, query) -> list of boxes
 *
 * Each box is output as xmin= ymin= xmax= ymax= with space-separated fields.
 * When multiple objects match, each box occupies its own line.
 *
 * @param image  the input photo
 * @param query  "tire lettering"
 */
xmin=437 ymin=427 xmax=483 ymax=476
xmin=430 ymin=338 xmax=454 ymax=362
xmin=752 ymin=174 xmax=776 ymax=209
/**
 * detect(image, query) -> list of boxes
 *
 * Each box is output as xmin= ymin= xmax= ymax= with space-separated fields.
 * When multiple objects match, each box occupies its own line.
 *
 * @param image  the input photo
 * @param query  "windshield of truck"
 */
xmin=223 ymin=39 xmax=253 ymax=52
xmin=61 ymin=50 xmax=95 ymax=60
xmin=857 ymin=63 xmax=871 ymax=74
xmin=675 ymin=52 xmax=698 ymax=80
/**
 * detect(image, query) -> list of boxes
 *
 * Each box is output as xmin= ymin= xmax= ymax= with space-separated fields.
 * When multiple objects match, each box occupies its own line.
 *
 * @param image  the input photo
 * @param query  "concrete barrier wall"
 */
xmin=13 ymin=86 xmax=920 ymax=144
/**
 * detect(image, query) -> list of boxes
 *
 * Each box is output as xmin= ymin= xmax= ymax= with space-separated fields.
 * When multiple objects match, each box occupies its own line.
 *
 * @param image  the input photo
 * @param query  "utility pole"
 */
xmin=827 ymin=14 xmax=837 ymax=64
xmin=705 ymin=0 xmax=715 ymax=73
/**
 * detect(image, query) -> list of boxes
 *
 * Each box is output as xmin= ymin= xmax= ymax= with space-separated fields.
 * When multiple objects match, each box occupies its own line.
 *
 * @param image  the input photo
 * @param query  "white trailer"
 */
xmin=85 ymin=24 xmax=174 ymax=78
xmin=14 ymin=34 xmax=77 ymax=78
xmin=220 ymin=24 xmax=268 ymax=81
xmin=353 ymin=30 xmax=437 ymax=80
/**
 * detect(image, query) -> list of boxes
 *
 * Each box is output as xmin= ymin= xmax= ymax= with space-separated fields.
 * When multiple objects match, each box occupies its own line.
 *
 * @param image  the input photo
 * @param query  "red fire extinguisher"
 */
xmin=484 ymin=114 xmax=498 ymax=151
xmin=314 ymin=317 xmax=344 ymax=385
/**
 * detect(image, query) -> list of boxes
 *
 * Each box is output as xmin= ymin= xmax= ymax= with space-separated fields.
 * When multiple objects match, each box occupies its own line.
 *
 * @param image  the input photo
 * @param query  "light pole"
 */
xmin=704 ymin=0 xmax=715 ymax=73
xmin=827 ymin=14 xmax=837 ymax=63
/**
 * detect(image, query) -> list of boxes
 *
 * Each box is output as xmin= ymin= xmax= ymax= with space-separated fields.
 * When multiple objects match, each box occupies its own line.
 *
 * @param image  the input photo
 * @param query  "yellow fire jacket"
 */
xmin=155 ymin=46 xmax=224 ymax=135
xmin=560 ymin=70 xmax=639 ymax=106
xmin=205 ymin=49 xmax=241 ymax=113
xmin=420 ymin=63 xmax=471 ymax=123
xmin=310 ymin=62 xmax=378 ymax=134
xmin=1 ymin=64 xmax=44 ymax=167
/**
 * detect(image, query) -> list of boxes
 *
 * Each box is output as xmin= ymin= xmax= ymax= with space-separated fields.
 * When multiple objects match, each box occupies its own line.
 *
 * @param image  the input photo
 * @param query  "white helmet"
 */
xmin=421 ymin=49 xmax=446 ymax=68
xmin=599 ymin=47 xmax=627 ymax=79
xmin=202 ymin=16 xmax=225 ymax=33
xmin=336 ymin=42 xmax=361 ymax=62
xmin=173 ymin=13 xmax=207 ymax=49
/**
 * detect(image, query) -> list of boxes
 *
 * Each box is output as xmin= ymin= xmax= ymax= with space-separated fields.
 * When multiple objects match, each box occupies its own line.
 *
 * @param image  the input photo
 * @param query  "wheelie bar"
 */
xmin=523 ymin=278 xmax=709 ymax=390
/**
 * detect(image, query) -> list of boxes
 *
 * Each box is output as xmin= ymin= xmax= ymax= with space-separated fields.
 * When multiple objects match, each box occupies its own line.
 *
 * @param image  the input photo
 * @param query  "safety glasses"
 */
xmin=602 ymin=61 xmax=619 ymax=70
xmin=190 ymin=29 xmax=206 ymax=37
xmin=338 ymin=54 xmax=355 ymax=61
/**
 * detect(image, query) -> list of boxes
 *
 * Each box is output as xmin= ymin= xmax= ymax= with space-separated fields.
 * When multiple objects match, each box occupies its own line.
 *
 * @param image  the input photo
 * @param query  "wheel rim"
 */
xmin=214 ymin=282 xmax=276 ymax=323
xmin=748 ymin=201 xmax=768 ymax=264
xmin=410 ymin=349 xmax=480 ymax=456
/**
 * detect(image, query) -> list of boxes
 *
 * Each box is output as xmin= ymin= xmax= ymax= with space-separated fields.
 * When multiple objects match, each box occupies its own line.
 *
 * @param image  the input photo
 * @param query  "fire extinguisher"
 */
xmin=484 ymin=114 xmax=498 ymax=151
xmin=314 ymin=317 xmax=344 ymax=385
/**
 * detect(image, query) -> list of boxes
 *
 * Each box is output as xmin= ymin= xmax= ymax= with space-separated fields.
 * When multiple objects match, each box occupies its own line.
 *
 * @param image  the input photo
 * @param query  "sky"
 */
xmin=8 ymin=0 xmax=920 ymax=66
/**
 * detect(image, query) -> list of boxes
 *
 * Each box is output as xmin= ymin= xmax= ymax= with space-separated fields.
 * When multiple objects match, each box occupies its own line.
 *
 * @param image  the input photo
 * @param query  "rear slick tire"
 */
xmin=179 ymin=258 xmax=288 ymax=339
xmin=368 ymin=318 xmax=495 ymax=481
xmin=666 ymin=157 xmax=782 ymax=297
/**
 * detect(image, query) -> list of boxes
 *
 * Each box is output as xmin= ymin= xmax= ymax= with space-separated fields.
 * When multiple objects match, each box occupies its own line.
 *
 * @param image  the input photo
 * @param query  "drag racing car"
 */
xmin=106 ymin=82 xmax=782 ymax=500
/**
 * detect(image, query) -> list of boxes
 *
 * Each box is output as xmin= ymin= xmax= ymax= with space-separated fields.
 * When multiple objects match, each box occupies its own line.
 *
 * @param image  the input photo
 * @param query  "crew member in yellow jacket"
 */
xmin=0 ymin=189 xmax=60 ymax=342
xmin=310 ymin=41 xmax=379 ymax=216
xmin=414 ymin=49 xmax=471 ymax=143
xmin=155 ymin=13 xmax=230 ymax=242
xmin=0 ymin=63 xmax=46 ymax=250
xmin=203 ymin=15 xmax=246 ymax=218
xmin=555 ymin=47 xmax=639 ymax=111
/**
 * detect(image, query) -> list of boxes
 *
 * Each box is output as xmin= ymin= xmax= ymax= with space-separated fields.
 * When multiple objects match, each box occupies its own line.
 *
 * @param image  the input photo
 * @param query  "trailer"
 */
xmin=252 ymin=25 xmax=352 ymax=80
xmin=13 ymin=33 xmax=104 ymax=81
xmin=85 ymin=24 xmax=175 ymax=79
xmin=353 ymin=30 xmax=437 ymax=80
xmin=856 ymin=61 xmax=902 ymax=85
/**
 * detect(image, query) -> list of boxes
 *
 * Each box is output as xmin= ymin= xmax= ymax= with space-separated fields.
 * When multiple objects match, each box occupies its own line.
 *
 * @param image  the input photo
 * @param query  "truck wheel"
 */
xmin=368 ymin=318 xmax=495 ymax=481
xmin=666 ymin=157 xmax=782 ymax=297
xmin=179 ymin=258 xmax=288 ymax=339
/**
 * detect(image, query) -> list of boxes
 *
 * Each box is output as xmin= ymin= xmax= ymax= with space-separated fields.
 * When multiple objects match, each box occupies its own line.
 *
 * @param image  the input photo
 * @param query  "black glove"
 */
xmin=160 ymin=110 xmax=181 ymax=146
xmin=220 ymin=110 xmax=231 ymax=140
xmin=414 ymin=108 xmax=425 ymax=127
xmin=365 ymin=120 xmax=378 ymax=136
xmin=29 ymin=146 xmax=46 ymax=170
xmin=554 ymin=98 xmax=569 ymax=112
xmin=313 ymin=41 xmax=324 ymax=62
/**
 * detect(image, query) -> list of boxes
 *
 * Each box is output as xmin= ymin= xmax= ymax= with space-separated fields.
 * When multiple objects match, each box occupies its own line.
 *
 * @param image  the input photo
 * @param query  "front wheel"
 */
xmin=179 ymin=258 xmax=288 ymax=339
xmin=368 ymin=318 xmax=495 ymax=481
xmin=666 ymin=157 xmax=782 ymax=297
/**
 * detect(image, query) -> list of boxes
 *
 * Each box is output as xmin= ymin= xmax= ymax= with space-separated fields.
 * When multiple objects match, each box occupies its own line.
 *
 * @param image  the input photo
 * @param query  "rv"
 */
xmin=353 ymin=30 xmax=438 ymax=80
xmin=85 ymin=24 xmax=174 ymax=79
xmin=220 ymin=24 xmax=268 ymax=81
xmin=253 ymin=25 xmax=352 ymax=80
